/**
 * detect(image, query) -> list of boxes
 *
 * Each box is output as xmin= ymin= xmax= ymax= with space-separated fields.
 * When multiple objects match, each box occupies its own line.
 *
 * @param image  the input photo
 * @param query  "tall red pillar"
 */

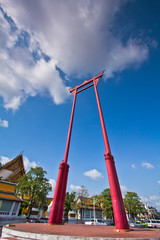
xmin=48 ymin=161 xmax=69 ymax=223
xmin=48 ymin=90 xmax=77 ymax=224
xmin=93 ymin=78 xmax=129 ymax=230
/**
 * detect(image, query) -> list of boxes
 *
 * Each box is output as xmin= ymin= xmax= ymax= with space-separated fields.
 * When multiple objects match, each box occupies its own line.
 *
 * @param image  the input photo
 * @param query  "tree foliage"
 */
xmin=94 ymin=188 xmax=114 ymax=220
xmin=77 ymin=186 xmax=89 ymax=198
xmin=16 ymin=167 xmax=52 ymax=218
xmin=123 ymin=192 xmax=144 ymax=219
xmin=64 ymin=191 xmax=76 ymax=218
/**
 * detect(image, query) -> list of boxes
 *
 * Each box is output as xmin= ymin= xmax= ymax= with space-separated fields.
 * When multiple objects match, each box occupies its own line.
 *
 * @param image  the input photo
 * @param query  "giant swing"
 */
xmin=48 ymin=71 xmax=129 ymax=231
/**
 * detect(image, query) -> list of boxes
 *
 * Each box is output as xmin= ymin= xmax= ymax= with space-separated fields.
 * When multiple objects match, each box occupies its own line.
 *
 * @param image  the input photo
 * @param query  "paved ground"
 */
xmin=2 ymin=223 xmax=160 ymax=239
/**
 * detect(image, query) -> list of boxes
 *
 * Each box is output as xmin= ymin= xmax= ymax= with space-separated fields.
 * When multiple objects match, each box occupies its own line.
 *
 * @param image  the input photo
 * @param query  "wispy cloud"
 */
xmin=0 ymin=118 xmax=8 ymax=128
xmin=120 ymin=185 xmax=130 ymax=195
xmin=70 ymin=184 xmax=83 ymax=192
xmin=83 ymin=169 xmax=103 ymax=180
xmin=142 ymin=162 xmax=154 ymax=169
xmin=149 ymin=195 xmax=160 ymax=201
xmin=0 ymin=156 xmax=11 ymax=165
xmin=0 ymin=0 xmax=151 ymax=110
xmin=140 ymin=195 xmax=160 ymax=211
xmin=23 ymin=156 xmax=37 ymax=172
xmin=158 ymin=180 xmax=160 ymax=184
xmin=131 ymin=164 xmax=136 ymax=169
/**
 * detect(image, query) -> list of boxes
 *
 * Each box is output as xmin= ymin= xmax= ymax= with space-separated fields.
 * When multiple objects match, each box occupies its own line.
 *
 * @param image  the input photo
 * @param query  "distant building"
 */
xmin=47 ymin=197 xmax=103 ymax=223
xmin=144 ymin=204 xmax=159 ymax=219
xmin=69 ymin=197 xmax=103 ymax=223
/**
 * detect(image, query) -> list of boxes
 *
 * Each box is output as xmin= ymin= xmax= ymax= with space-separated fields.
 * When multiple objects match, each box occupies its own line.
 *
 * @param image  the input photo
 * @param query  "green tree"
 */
xmin=16 ymin=167 xmax=52 ymax=219
xmin=94 ymin=188 xmax=114 ymax=220
xmin=64 ymin=191 xmax=76 ymax=220
xmin=74 ymin=186 xmax=89 ymax=223
xmin=123 ymin=192 xmax=144 ymax=219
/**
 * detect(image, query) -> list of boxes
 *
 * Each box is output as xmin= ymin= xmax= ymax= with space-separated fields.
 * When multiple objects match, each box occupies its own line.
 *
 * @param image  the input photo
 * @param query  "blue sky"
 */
xmin=0 ymin=0 xmax=160 ymax=210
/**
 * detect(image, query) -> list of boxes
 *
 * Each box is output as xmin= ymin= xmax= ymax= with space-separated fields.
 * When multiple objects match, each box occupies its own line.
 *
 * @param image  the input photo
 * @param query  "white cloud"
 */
xmin=142 ymin=162 xmax=154 ymax=169
xmin=23 ymin=156 xmax=37 ymax=172
xmin=140 ymin=195 xmax=160 ymax=211
xmin=70 ymin=184 xmax=83 ymax=192
xmin=83 ymin=169 xmax=103 ymax=180
xmin=49 ymin=178 xmax=56 ymax=191
xmin=140 ymin=196 xmax=149 ymax=203
xmin=131 ymin=164 xmax=136 ymax=169
xmin=0 ymin=156 xmax=11 ymax=165
xmin=0 ymin=118 xmax=8 ymax=128
xmin=120 ymin=185 xmax=129 ymax=195
xmin=0 ymin=4 xmax=70 ymax=110
xmin=0 ymin=0 xmax=151 ymax=110
xmin=47 ymin=178 xmax=56 ymax=197
xmin=149 ymin=195 xmax=160 ymax=201
xmin=158 ymin=180 xmax=160 ymax=184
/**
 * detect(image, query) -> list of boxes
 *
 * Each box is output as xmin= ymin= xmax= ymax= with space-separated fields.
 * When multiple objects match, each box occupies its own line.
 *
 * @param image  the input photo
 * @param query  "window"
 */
xmin=12 ymin=202 xmax=19 ymax=216
xmin=91 ymin=210 xmax=94 ymax=218
xmin=84 ymin=209 xmax=90 ymax=218
xmin=96 ymin=210 xmax=102 ymax=219
xmin=0 ymin=200 xmax=12 ymax=215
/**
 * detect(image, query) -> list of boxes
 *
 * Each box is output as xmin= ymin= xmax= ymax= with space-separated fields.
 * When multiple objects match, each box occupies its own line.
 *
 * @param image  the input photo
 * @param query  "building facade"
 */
xmin=0 ymin=155 xmax=26 ymax=225
xmin=0 ymin=180 xmax=22 ymax=217
xmin=68 ymin=197 xmax=103 ymax=222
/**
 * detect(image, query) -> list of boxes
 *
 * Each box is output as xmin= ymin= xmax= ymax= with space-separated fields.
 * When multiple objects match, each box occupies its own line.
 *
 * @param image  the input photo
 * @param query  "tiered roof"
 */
xmin=0 ymin=154 xmax=25 ymax=183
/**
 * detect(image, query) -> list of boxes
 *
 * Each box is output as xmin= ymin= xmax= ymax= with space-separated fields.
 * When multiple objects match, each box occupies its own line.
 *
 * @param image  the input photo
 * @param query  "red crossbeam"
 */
xmin=69 ymin=70 xmax=104 ymax=94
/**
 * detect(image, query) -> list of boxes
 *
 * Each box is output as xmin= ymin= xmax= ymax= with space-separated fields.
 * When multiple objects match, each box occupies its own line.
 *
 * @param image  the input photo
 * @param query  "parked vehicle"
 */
xmin=85 ymin=219 xmax=107 ymax=225
xmin=38 ymin=217 xmax=48 ymax=223
xmin=26 ymin=217 xmax=48 ymax=223
xmin=145 ymin=219 xmax=160 ymax=228
xmin=129 ymin=221 xmax=143 ymax=228
xmin=139 ymin=220 xmax=148 ymax=228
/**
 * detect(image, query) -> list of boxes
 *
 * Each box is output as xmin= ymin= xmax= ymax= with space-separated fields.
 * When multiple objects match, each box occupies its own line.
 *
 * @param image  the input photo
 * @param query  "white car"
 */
xmin=85 ymin=219 xmax=107 ymax=225
xmin=129 ymin=222 xmax=143 ymax=228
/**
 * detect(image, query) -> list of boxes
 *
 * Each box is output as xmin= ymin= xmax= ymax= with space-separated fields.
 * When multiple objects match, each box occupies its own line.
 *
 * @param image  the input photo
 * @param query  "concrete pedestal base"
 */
xmin=1 ymin=223 xmax=160 ymax=240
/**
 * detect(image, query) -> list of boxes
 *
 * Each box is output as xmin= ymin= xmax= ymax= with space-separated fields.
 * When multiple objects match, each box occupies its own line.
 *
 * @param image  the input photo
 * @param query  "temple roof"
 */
xmin=0 ymin=154 xmax=25 ymax=183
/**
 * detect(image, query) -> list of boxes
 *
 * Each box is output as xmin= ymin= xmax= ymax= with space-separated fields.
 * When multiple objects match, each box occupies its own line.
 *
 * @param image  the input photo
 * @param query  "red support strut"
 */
xmin=93 ymin=78 xmax=129 ymax=230
xmin=48 ymin=90 xmax=77 ymax=224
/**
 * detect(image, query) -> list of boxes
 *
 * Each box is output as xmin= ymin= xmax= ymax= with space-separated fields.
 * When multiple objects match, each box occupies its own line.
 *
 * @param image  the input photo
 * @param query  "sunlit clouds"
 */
xmin=0 ymin=0 xmax=150 ymax=110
